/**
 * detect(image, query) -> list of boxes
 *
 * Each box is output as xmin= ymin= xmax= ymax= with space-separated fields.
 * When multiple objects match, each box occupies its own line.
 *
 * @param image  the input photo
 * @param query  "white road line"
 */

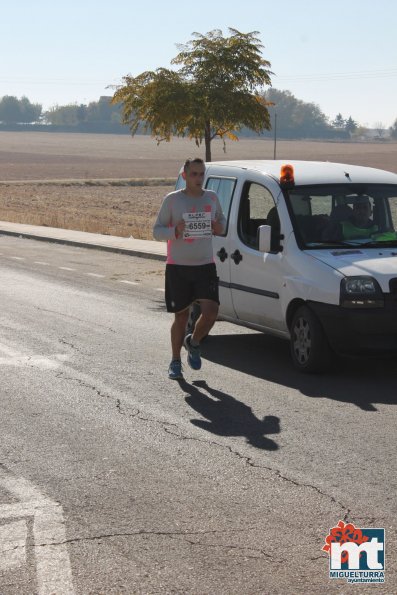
xmin=0 ymin=502 xmax=46 ymax=517
xmin=34 ymin=261 xmax=50 ymax=265
xmin=0 ymin=343 xmax=19 ymax=357
xmin=59 ymin=267 xmax=76 ymax=271
xmin=0 ymin=356 xmax=64 ymax=369
xmin=118 ymin=280 xmax=139 ymax=285
xmin=0 ymin=469 xmax=46 ymax=502
xmin=155 ymin=288 xmax=165 ymax=292
xmin=0 ymin=342 xmax=68 ymax=370
xmin=0 ymin=468 xmax=75 ymax=594
xmin=34 ymin=504 xmax=75 ymax=595
xmin=86 ymin=272 xmax=105 ymax=278
xmin=0 ymin=519 xmax=28 ymax=571
xmin=10 ymin=256 xmax=25 ymax=260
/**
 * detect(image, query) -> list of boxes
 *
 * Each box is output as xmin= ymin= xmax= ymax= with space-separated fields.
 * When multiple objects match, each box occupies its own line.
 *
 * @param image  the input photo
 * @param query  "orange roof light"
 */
xmin=280 ymin=164 xmax=295 ymax=187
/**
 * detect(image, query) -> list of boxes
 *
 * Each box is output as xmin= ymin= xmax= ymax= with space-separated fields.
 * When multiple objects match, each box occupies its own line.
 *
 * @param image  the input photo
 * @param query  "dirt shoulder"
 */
xmin=0 ymin=182 xmax=169 ymax=239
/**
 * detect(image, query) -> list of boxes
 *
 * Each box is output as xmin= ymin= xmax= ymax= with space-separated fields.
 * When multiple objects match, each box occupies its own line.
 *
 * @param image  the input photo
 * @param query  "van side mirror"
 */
xmin=258 ymin=225 xmax=272 ymax=252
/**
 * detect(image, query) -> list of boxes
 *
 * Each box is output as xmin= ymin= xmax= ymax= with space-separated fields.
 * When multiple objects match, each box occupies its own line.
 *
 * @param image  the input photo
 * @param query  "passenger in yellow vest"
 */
xmin=340 ymin=198 xmax=378 ymax=239
xmin=322 ymin=196 xmax=378 ymax=242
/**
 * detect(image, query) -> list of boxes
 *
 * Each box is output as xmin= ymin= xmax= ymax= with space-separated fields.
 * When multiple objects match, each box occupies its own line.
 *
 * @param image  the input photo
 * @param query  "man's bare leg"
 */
xmin=171 ymin=308 xmax=190 ymax=360
xmin=191 ymin=299 xmax=219 ymax=344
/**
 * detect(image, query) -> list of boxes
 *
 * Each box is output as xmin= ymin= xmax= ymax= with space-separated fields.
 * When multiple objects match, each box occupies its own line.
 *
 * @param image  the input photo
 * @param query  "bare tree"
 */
xmin=374 ymin=122 xmax=386 ymax=138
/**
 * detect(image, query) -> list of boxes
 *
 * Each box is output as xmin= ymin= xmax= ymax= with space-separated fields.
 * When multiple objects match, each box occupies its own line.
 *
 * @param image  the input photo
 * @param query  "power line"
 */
xmin=0 ymin=77 xmax=118 ymax=85
xmin=275 ymin=68 xmax=397 ymax=83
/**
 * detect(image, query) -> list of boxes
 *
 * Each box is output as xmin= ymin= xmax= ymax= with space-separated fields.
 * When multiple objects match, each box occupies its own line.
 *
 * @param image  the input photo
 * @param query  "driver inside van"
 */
xmin=323 ymin=196 xmax=378 ymax=241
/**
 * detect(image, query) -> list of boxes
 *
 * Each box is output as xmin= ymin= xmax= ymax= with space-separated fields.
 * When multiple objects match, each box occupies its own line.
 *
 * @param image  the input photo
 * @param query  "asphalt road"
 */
xmin=0 ymin=236 xmax=395 ymax=594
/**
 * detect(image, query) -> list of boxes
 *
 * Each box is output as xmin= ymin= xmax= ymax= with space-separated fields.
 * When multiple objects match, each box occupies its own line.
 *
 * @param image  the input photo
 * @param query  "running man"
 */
xmin=153 ymin=157 xmax=226 ymax=379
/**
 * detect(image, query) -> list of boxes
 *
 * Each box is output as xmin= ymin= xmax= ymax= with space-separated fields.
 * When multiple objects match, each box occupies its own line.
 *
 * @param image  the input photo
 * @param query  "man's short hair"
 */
xmin=183 ymin=157 xmax=205 ymax=172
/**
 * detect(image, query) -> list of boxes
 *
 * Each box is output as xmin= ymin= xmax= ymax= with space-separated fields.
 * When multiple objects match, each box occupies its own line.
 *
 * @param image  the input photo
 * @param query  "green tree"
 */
xmin=332 ymin=113 xmax=346 ymax=128
xmin=263 ymin=89 xmax=330 ymax=138
xmin=76 ymin=103 xmax=88 ymax=123
xmin=86 ymin=96 xmax=115 ymax=122
xmin=352 ymin=125 xmax=369 ymax=139
xmin=44 ymin=104 xmax=80 ymax=126
xmin=0 ymin=96 xmax=21 ymax=123
xmin=112 ymin=28 xmax=273 ymax=161
xmin=0 ymin=95 xmax=42 ymax=124
xmin=19 ymin=96 xmax=42 ymax=122
xmin=345 ymin=116 xmax=358 ymax=135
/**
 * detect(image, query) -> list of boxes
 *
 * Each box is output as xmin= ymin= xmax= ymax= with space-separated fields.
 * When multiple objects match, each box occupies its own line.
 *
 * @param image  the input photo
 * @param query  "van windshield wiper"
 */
xmin=355 ymin=239 xmax=397 ymax=247
xmin=306 ymin=240 xmax=365 ymax=248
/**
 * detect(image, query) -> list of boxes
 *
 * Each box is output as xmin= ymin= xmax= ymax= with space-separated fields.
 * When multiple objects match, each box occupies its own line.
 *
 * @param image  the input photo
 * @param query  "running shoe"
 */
xmin=183 ymin=334 xmax=202 ymax=370
xmin=168 ymin=359 xmax=183 ymax=380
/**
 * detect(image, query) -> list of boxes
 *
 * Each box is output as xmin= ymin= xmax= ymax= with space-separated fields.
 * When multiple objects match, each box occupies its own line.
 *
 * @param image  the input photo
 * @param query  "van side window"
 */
xmin=238 ymin=182 xmax=279 ymax=250
xmin=205 ymin=176 xmax=236 ymax=229
xmin=175 ymin=174 xmax=185 ymax=190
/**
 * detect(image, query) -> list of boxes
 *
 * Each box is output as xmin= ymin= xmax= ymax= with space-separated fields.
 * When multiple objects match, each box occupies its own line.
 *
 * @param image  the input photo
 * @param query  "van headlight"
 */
xmin=340 ymin=276 xmax=384 ymax=308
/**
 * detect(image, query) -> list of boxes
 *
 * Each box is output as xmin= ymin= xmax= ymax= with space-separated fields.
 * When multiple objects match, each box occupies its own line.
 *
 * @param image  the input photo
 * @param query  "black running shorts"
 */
xmin=165 ymin=263 xmax=219 ymax=313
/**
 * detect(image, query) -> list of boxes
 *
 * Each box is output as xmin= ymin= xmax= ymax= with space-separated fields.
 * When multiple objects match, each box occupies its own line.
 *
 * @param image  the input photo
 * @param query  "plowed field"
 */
xmin=0 ymin=132 xmax=396 ymax=238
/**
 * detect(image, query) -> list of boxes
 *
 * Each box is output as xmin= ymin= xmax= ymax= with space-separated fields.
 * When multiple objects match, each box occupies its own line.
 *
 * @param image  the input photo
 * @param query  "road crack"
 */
xmin=4 ymin=529 xmax=285 ymax=563
xmin=55 ymin=371 xmax=112 ymax=400
xmin=59 ymin=336 xmax=89 ymax=355
xmin=152 ymin=426 xmax=350 ymax=518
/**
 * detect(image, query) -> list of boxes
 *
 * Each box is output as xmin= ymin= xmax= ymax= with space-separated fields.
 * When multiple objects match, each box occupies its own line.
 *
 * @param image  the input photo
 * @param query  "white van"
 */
xmin=176 ymin=160 xmax=397 ymax=372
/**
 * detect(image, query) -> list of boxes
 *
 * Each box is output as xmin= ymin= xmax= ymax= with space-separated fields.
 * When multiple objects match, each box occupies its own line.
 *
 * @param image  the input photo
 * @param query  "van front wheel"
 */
xmin=290 ymin=305 xmax=331 ymax=373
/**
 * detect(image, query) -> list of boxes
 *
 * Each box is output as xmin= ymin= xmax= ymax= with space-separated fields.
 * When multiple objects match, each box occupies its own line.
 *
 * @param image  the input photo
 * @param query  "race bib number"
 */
xmin=183 ymin=211 xmax=212 ymax=239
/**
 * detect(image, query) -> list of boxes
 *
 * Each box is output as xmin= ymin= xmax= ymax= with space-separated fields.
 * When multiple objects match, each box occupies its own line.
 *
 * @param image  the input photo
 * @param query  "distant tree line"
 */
xmin=44 ymin=96 xmax=122 ymax=127
xmin=0 ymin=92 xmax=395 ymax=140
xmin=0 ymin=95 xmax=127 ymax=133
xmin=252 ymin=90 xmax=360 ymax=140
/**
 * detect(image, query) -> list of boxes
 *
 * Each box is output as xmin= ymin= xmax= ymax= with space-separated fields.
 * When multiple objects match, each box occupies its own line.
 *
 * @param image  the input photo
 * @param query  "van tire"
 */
xmin=290 ymin=305 xmax=331 ymax=373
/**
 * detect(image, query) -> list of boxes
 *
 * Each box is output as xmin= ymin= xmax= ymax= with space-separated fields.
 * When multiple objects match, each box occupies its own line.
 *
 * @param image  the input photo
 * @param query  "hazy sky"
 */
xmin=1 ymin=0 xmax=396 ymax=127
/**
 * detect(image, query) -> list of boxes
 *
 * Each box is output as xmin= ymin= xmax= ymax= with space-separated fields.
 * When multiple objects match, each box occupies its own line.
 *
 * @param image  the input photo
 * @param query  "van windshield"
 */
xmin=286 ymin=184 xmax=397 ymax=248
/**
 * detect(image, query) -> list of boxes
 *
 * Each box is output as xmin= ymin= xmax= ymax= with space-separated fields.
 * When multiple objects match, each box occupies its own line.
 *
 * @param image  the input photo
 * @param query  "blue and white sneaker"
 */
xmin=168 ymin=359 xmax=183 ymax=380
xmin=183 ymin=334 xmax=202 ymax=370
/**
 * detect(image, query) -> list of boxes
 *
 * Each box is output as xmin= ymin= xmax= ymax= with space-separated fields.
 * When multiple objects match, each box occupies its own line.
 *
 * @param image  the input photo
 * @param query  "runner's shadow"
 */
xmin=178 ymin=379 xmax=280 ymax=451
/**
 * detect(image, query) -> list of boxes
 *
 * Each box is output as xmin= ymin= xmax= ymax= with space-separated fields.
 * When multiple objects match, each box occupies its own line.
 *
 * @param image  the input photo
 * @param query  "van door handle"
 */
xmin=216 ymin=247 xmax=228 ymax=262
xmin=231 ymin=249 xmax=243 ymax=264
